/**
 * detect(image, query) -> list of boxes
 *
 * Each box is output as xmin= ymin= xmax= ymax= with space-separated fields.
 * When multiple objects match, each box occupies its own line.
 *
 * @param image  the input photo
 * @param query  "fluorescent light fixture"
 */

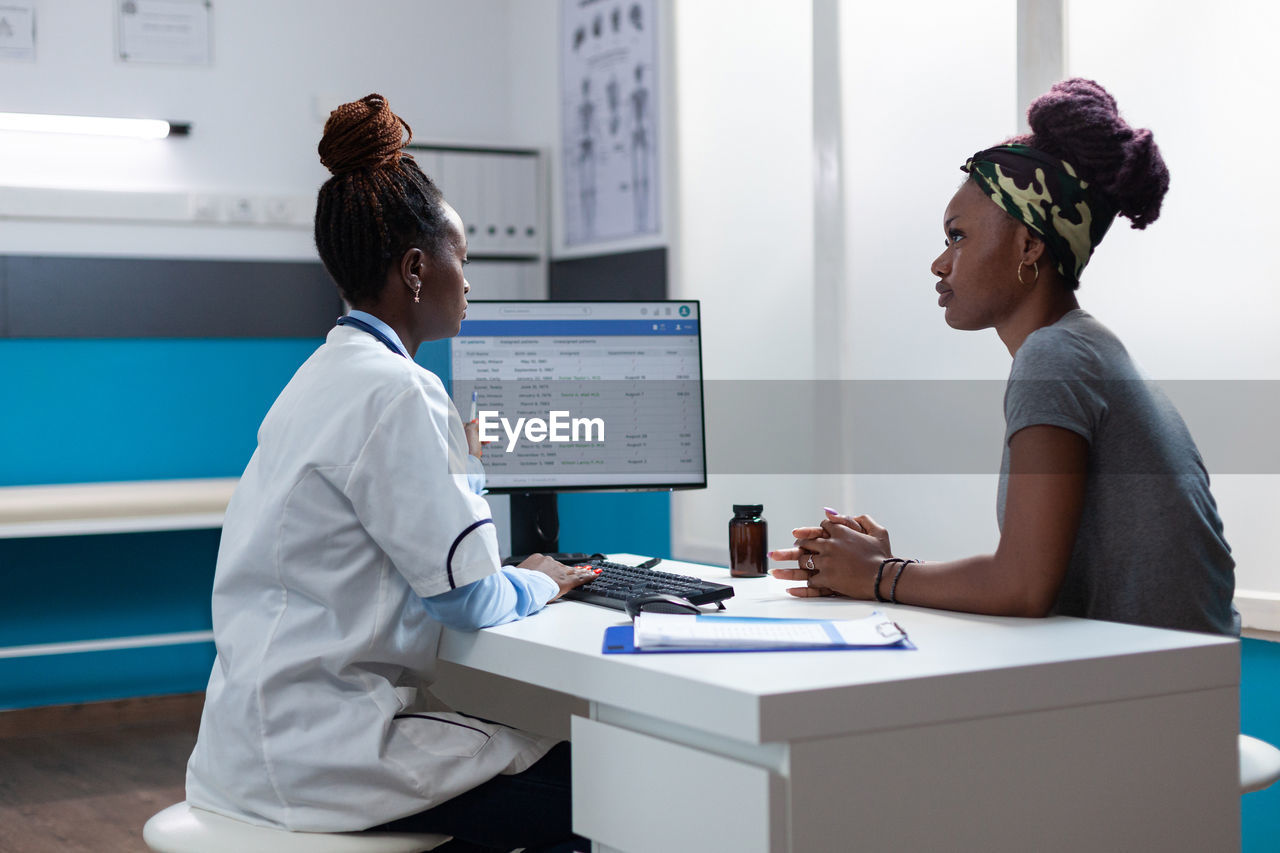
xmin=0 ymin=112 xmax=190 ymax=139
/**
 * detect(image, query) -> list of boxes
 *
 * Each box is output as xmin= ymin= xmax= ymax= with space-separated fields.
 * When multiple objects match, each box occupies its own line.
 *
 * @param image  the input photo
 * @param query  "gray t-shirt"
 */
xmin=997 ymin=309 xmax=1238 ymax=635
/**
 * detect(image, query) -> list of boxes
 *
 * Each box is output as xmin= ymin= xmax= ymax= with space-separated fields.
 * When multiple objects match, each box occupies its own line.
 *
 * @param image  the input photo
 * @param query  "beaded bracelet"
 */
xmin=889 ymin=559 xmax=919 ymax=604
xmin=875 ymin=558 xmax=905 ymax=603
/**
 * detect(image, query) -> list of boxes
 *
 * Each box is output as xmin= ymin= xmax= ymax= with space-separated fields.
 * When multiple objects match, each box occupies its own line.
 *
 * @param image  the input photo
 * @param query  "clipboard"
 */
xmin=601 ymin=622 xmax=916 ymax=655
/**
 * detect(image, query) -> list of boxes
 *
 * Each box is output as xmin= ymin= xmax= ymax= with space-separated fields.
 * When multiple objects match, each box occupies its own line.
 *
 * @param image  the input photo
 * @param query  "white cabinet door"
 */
xmin=571 ymin=716 xmax=786 ymax=853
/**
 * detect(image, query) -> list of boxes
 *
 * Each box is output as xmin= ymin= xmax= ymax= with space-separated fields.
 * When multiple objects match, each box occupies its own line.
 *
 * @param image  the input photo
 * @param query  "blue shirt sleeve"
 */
xmin=421 ymin=567 xmax=559 ymax=630
xmin=466 ymin=453 xmax=486 ymax=495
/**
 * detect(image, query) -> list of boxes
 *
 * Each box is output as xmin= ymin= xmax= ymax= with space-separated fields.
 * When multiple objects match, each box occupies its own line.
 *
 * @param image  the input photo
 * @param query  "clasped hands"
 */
xmin=769 ymin=509 xmax=894 ymax=599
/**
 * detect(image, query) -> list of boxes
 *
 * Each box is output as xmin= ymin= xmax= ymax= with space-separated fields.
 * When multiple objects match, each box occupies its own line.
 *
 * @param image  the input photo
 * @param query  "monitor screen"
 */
xmin=448 ymin=300 xmax=706 ymax=493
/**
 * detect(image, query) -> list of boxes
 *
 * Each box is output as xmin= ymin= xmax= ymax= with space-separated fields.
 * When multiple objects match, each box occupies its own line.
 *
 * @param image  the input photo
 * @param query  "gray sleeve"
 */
xmin=1004 ymin=328 xmax=1106 ymax=446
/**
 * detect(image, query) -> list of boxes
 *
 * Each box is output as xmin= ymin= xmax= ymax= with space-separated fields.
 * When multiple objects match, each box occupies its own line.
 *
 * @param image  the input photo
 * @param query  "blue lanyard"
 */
xmin=335 ymin=315 xmax=406 ymax=358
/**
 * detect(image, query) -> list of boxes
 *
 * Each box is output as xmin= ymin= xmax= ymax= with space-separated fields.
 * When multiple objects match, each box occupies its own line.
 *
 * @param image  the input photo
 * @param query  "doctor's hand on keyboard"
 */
xmin=558 ymin=557 xmax=736 ymax=612
xmin=517 ymin=554 xmax=602 ymax=600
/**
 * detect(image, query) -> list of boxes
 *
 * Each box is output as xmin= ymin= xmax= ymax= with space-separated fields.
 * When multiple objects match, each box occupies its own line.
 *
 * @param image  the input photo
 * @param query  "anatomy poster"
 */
xmin=561 ymin=0 xmax=660 ymax=246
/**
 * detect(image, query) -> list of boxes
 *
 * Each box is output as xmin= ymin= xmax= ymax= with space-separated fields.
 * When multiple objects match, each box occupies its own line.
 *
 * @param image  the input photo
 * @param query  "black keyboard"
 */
xmin=561 ymin=557 xmax=735 ymax=611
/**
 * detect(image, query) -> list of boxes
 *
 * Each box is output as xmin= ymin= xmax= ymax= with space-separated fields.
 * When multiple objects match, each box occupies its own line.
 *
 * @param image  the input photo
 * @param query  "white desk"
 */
xmin=438 ymin=555 xmax=1240 ymax=853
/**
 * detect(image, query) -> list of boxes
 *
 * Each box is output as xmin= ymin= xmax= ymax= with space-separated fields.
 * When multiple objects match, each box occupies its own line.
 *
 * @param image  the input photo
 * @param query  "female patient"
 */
xmin=773 ymin=79 xmax=1236 ymax=636
xmin=186 ymin=94 xmax=592 ymax=852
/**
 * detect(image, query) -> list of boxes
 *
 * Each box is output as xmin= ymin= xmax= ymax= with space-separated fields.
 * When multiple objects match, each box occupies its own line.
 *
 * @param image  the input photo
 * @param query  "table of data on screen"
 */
xmin=450 ymin=304 xmax=705 ymax=489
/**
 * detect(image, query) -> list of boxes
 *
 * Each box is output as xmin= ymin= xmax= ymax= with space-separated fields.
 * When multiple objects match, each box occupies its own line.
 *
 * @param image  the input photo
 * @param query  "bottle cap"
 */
xmin=732 ymin=504 xmax=764 ymax=516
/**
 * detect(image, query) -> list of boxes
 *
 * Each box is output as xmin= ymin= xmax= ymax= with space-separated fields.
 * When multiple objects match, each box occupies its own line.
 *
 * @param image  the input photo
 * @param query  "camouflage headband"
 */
xmin=961 ymin=143 xmax=1117 ymax=283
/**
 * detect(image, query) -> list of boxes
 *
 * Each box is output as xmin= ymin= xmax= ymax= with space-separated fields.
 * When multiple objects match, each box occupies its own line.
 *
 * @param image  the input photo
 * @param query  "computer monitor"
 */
xmin=449 ymin=299 xmax=707 ymax=492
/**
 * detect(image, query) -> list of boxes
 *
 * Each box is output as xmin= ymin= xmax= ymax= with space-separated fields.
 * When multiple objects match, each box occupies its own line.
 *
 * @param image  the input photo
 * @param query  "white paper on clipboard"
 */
xmin=633 ymin=611 xmax=908 ymax=650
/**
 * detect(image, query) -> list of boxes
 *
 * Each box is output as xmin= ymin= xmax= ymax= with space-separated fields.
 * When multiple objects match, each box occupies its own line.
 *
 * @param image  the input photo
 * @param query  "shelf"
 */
xmin=0 ymin=478 xmax=237 ymax=539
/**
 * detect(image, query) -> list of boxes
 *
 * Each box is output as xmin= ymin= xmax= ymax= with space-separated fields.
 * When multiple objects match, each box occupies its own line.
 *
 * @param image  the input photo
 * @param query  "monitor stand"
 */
xmin=508 ymin=492 xmax=559 ymax=556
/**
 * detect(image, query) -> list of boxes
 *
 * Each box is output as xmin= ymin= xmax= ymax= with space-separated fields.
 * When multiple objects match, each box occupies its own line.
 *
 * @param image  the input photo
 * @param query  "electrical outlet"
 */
xmin=263 ymin=197 xmax=293 ymax=223
xmin=225 ymin=196 xmax=259 ymax=224
xmin=190 ymin=194 xmax=220 ymax=222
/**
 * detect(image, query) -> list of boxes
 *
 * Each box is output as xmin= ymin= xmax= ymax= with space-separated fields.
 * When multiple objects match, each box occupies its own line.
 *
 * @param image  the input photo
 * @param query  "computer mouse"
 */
xmin=625 ymin=593 xmax=701 ymax=619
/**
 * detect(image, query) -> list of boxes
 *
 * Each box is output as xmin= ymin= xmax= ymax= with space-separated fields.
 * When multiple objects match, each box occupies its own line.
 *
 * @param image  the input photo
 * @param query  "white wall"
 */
xmin=840 ymin=1 xmax=1015 ymax=384
xmin=666 ymin=1 xmax=1017 ymax=564
xmin=0 ymin=0 xmax=518 ymax=263
xmin=1066 ymin=0 xmax=1280 ymax=622
xmin=505 ymin=0 xmax=561 ymax=153
xmin=827 ymin=1 xmax=1016 ymax=563
xmin=666 ymin=0 xmax=830 ymax=564
xmin=1065 ymin=0 xmax=1280 ymax=380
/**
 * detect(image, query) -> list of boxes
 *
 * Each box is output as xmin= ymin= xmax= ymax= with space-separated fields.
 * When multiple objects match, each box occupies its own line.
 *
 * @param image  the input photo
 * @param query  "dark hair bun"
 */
xmin=1026 ymin=78 xmax=1169 ymax=229
xmin=318 ymin=94 xmax=413 ymax=176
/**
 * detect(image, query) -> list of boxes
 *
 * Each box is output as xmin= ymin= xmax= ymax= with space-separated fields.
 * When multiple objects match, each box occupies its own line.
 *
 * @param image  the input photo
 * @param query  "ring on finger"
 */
xmin=805 ymin=554 xmax=815 ymax=571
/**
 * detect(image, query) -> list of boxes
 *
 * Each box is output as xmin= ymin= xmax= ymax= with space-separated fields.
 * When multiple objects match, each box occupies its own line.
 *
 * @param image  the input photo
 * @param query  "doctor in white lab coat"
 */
xmin=186 ymin=94 xmax=593 ymax=852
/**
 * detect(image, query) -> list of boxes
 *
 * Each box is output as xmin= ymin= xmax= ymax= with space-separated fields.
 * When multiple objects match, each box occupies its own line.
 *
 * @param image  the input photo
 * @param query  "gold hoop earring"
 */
xmin=1017 ymin=260 xmax=1039 ymax=285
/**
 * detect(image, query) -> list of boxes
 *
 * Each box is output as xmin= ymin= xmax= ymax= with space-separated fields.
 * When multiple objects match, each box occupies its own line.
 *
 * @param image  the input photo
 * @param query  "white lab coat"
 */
xmin=186 ymin=324 xmax=555 ymax=831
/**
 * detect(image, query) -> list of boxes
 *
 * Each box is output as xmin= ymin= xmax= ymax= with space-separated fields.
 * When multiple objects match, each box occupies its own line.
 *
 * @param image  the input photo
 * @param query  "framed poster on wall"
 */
xmin=560 ymin=0 xmax=660 ymax=247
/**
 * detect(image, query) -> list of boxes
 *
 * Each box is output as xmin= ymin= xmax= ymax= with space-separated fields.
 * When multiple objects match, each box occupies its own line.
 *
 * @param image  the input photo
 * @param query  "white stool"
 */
xmin=1240 ymin=734 xmax=1280 ymax=794
xmin=143 ymin=801 xmax=451 ymax=853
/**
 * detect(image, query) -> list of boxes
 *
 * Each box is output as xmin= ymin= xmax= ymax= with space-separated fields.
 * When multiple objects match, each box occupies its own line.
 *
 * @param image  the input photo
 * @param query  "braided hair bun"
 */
xmin=1023 ymin=78 xmax=1169 ymax=230
xmin=318 ymin=94 xmax=412 ymax=175
xmin=313 ymin=94 xmax=447 ymax=306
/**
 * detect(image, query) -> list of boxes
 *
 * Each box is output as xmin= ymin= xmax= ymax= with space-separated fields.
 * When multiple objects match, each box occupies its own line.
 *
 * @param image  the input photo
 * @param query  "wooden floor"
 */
xmin=0 ymin=694 xmax=203 ymax=853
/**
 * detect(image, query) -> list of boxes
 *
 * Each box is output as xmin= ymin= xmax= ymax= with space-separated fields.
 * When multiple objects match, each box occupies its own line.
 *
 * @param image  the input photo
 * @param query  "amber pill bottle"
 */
xmin=729 ymin=504 xmax=768 ymax=578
